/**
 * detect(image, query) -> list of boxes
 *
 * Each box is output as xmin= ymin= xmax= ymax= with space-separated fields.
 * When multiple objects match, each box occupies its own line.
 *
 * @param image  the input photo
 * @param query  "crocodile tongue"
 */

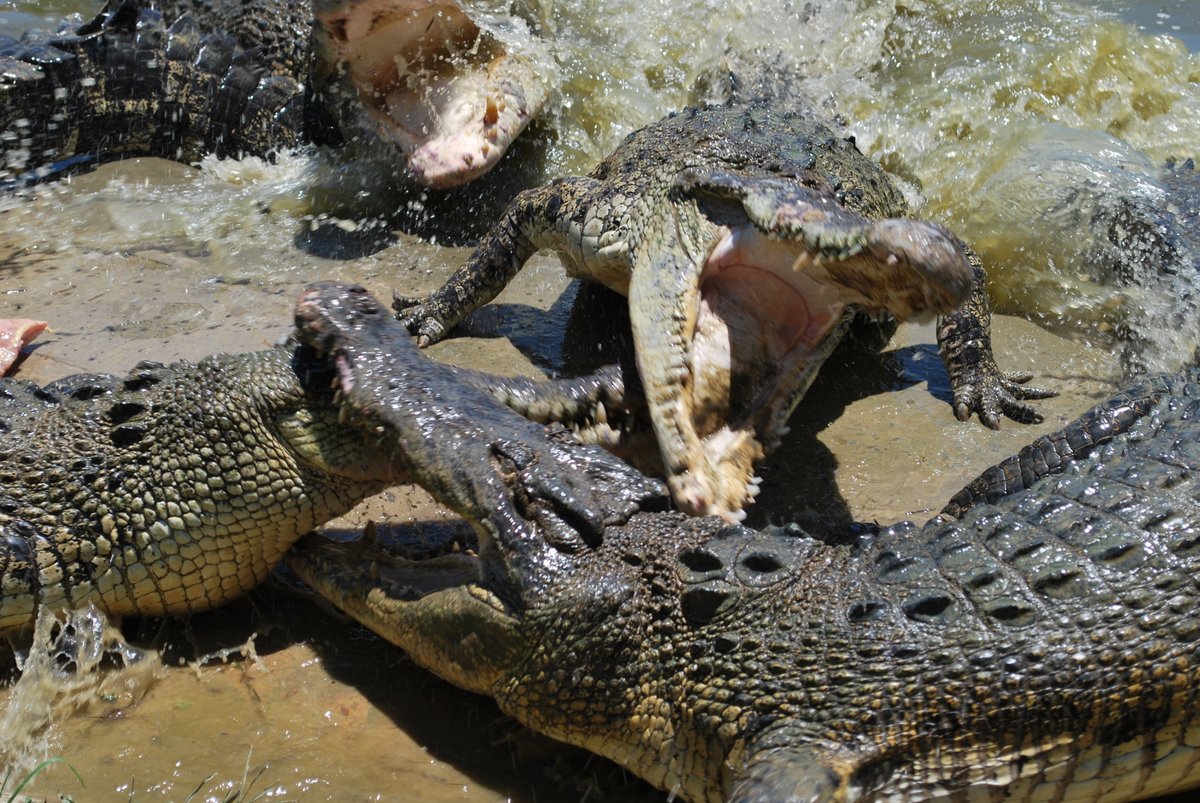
xmin=632 ymin=177 xmax=974 ymax=522
xmin=313 ymin=0 xmax=552 ymax=188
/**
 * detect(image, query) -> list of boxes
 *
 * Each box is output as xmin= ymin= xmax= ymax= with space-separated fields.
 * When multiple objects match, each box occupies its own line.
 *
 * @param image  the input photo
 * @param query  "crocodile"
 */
xmin=393 ymin=100 xmax=1055 ymax=520
xmin=0 ymin=0 xmax=552 ymax=188
xmin=292 ymin=281 xmax=1200 ymax=803
xmin=0 ymin=290 xmax=648 ymax=639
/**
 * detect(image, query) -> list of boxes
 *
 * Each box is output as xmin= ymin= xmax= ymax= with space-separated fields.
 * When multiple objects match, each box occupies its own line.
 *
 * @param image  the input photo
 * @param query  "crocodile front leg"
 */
xmin=937 ymin=249 xmax=1057 ymax=428
xmin=394 ymin=178 xmax=600 ymax=346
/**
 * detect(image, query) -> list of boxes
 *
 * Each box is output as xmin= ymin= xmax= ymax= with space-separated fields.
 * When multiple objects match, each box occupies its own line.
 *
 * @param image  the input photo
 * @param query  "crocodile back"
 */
xmin=503 ymin=370 xmax=1200 ymax=802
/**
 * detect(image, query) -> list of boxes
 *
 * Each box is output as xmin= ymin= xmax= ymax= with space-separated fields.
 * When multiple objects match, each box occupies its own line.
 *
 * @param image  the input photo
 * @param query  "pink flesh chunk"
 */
xmin=0 ymin=318 xmax=47 ymax=375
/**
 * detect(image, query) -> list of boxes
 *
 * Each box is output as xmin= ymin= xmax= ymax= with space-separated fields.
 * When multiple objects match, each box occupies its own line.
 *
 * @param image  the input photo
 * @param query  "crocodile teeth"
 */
xmin=595 ymin=401 xmax=608 ymax=426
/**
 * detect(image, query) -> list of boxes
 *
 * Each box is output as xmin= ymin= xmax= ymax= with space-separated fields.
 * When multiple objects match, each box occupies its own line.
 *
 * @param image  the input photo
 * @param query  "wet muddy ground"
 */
xmin=0 ymin=156 xmax=1136 ymax=801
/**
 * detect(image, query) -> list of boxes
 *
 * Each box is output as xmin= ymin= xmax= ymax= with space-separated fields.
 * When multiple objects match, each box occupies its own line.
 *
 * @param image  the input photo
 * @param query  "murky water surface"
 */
xmin=1 ymin=0 xmax=1198 ymax=799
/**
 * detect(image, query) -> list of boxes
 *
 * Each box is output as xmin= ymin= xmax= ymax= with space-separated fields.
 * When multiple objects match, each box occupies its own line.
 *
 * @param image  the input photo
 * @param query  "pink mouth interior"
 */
xmin=690 ymin=226 xmax=845 ymax=436
xmin=0 ymin=318 xmax=48 ymax=375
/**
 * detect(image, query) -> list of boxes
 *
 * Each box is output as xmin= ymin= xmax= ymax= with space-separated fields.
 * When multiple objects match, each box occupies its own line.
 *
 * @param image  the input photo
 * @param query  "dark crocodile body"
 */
xmin=0 ymin=0 xmax=304 ymax=186
xmin=290 ymin=283 xmax=1200 ymax=802
xmin=0 ymin=0 xmax=552 ymax=189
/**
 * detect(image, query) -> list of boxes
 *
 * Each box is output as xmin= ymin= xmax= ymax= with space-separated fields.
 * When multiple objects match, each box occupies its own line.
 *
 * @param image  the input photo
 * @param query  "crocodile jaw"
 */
xmin=642 ymin=221 xmax=967 ymax=522
xmin=641 ymin=224 xmax=855 ymax=521
xmin=288 ymin=529 xmax=525 ymax=695
xmin=314 ymin=0 xmax=548 ymax=187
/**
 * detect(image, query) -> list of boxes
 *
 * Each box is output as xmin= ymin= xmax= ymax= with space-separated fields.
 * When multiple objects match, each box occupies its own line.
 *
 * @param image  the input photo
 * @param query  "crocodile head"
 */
xmin=630 ymin=169 xmax=975 ymax=521
xmin=312 ymin=0 xmax=553 ymax=188
xmin=287 ymin=513 xmax=827 ymax=803
xmin=286 ymin=280 xmax=671 ymax=686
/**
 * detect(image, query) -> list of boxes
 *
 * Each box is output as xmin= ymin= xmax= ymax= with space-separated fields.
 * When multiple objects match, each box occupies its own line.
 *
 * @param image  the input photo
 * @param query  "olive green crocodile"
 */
xmin=394 ymin=101 xmax=1054 ymax=520
xmin=0 ymin=307 xmax=645 ymax=638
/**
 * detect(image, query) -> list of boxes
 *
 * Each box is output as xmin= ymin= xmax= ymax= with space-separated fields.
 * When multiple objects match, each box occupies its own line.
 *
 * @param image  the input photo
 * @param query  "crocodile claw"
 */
xmin=392 ymin=290 xmax=450 ymax=348
xmin=493 ymin=428 xmax=665 ymax=551
xmin=953 ymin=362 xmax=1058 ymax=429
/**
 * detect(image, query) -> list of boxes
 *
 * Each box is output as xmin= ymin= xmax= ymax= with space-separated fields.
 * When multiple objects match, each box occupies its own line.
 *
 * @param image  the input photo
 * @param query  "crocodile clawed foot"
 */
xmin=496 ymin=429 xmax=667 ymax=551
xmin=392 ymin=291 xmax=449 ymax=347
xmin=953 ymin=364 xmax=1058 ymax=429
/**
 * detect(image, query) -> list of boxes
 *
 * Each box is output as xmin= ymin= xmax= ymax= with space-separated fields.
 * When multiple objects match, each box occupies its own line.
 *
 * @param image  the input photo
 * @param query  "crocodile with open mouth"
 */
xmin=293 ymin=280 xmax=1200 ymax=803
xmin=394 ymin=100 xmax=1055 ymax=519
xmin=0 ymin=0 xmax=552 ymax=188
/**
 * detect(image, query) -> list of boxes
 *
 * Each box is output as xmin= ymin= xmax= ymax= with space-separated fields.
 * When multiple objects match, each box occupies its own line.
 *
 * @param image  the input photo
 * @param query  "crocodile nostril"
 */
xmin=740 ymin=552 xmax=783 ymax=574
xmin=680 ymin=548 xmax=724 ymax=573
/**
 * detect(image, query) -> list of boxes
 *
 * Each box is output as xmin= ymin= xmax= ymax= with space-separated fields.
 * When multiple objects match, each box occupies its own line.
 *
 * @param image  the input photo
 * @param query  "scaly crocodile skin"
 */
xmin=291 ymin=284 xmax=1200 ymax=802
xmin=0 ymin=292 xmax=650 ymax=638
xmin=0 ymin=347 xmax=398 ymax=636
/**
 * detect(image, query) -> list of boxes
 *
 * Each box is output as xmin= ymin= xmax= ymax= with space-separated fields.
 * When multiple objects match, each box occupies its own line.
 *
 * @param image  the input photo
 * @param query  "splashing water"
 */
xmin=2 ymin=0 xmax=1197 ymax=366
xmin=0 ymin=605 xmax=162 ymax=779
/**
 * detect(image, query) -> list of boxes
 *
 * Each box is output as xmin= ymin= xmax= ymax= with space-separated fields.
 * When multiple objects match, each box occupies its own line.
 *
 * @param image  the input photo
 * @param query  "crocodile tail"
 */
xmin=939 ymin=371 xmax=1188 ymax=518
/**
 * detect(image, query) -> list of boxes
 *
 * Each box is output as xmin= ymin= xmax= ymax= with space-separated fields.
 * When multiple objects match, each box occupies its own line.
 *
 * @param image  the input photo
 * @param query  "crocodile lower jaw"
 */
xmin=666 ymin=223 xmax=855 ymax=521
